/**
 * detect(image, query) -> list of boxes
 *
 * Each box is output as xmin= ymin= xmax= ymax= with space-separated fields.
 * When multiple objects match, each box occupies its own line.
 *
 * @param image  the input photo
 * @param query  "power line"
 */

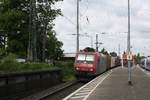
xmin=79 ymin=0 xmax=89 ymax=17
xmin=62 ymin=15 xmax=76 ymax=25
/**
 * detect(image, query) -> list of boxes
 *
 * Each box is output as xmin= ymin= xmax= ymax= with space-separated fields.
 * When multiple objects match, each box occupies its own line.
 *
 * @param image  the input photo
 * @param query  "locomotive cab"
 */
xmin=74 ymin=52 xmax=96 ymax=73
xmin=74 ymin=52 xmax=100 ymax=81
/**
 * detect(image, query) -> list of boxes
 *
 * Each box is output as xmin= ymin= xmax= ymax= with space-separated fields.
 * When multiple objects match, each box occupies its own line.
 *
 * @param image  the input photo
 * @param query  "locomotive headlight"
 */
xmin=76 ymin=67 xmax=79 ymax=70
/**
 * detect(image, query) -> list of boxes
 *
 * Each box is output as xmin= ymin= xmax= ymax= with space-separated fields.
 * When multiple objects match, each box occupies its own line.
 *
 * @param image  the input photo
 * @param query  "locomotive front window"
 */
xmin=86 ymin=55 xmax=94 ymax=63
xmin=77 ymin=54 xmax=86 ymax=63
xmin=76 ymin=54 xmax=94 ymax=64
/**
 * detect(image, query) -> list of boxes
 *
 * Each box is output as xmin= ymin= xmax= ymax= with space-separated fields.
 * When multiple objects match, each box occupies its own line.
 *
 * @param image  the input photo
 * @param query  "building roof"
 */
xmin=64 ymin=53 xmax=76 ymax=58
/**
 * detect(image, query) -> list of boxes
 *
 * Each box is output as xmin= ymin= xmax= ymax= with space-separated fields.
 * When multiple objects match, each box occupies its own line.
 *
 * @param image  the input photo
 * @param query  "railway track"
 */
xmin=41 ymin=82 xmax=84 ymax=100
xmin=63 ymin=70 xmax=113 ymax=100
xmin=21 ymin=80 xmax=85 ymax=100
xmin=39 ymin=69 xmax=117 ymax=100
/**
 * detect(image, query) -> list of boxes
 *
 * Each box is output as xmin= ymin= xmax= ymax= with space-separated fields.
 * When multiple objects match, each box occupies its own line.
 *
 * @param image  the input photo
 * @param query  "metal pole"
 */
xmin=96 ymin=34 xmax=98 ymax=52
xmin=127 ymin=0 xmax=132 ymax=85
xmin=118 ymin=44 xmax=120 ymax=56
xmin=77 ymin=0 xmax=79 ymax=52
xmin=91 ymin=36 xmax=93 ymax=48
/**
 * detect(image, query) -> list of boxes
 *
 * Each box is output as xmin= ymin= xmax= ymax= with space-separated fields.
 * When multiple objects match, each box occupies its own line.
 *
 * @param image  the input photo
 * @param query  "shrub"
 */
xmin=56 ymin=61 xmax=75 ymax=81
xmin=0 ymin=54 xmax=54 ymax=73
xmin=21 ymin=63 xmax=53 ymax=72
xmin=0 ymin=53 xmax=20 ymax=72
xmin=0 ymin=54 xmax=75 ymax=81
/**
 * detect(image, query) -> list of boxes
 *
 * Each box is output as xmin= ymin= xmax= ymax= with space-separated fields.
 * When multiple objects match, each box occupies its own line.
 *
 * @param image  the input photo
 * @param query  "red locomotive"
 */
xmin=74 ymin=52 xmax=120 ymax=80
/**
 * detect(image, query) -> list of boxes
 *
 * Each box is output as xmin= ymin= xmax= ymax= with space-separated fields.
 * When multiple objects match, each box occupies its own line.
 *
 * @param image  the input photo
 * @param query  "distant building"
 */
xmin=63 ymin=53 xmax=76 ymax=61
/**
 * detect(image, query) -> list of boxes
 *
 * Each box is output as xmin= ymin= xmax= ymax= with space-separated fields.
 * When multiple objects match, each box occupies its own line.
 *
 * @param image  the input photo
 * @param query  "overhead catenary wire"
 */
xmin=55 ymin=0 xmax=90 ymax=35
xmin=62 ymin=15 xmax=76 ymax=25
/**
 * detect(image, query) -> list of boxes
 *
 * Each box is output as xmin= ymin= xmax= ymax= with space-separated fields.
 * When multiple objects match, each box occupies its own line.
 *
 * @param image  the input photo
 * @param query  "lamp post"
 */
xmin=127 ymin=0 xmax=132 ymax=85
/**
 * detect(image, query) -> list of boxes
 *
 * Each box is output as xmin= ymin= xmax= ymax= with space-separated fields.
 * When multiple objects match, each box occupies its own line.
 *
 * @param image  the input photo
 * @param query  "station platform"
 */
xmin=87 ymin=66 xmax=150 ymax=100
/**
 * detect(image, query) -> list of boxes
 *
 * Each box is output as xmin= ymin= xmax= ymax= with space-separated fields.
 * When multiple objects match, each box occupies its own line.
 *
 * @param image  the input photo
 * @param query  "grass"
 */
xmin=0 ymin=54 xmax=75 ymax=81
xmin=55 ymin=61 xmax=75 ymax=81
xmin=0 ymin=54 xmax=54 ymax=74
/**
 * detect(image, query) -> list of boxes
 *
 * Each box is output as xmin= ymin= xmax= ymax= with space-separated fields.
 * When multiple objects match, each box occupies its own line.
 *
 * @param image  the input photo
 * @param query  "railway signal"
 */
xmin=127 ymin=52 xmax=133 ymax=61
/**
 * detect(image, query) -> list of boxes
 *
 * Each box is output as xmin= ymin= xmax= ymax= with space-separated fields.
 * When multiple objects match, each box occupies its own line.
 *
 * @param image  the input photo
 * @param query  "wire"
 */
xmin=78 ymin=0 xmax=90 ymax=33
xmin=62 ymin=15 xmax=76 ymax=25
xmin=51 ymin=1 xmax=76 ymax=26
xmin=80 ymin=0 xmax=89 ymax=17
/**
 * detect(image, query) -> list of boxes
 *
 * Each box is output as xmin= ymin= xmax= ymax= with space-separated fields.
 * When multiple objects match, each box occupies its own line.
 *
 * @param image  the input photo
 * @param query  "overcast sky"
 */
xmin=53 ymin=0 xmax=150 ymax=56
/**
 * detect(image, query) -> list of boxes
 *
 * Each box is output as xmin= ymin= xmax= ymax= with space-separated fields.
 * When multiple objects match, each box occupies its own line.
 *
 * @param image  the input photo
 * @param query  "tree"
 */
xmin=0 ymin=0 xmax=30 ymax=58
xmin=136 ymin=53 xmax=141 ymax=64
xmin=0 ymin=33 xmax=4 ymax=48
xmin=100 ymin=48 xmax=109 ymax=55
xmin=101 ymin=48 xmax=105 ymax=53
xmin=110 ymin=52 xmax=117 ymax=57
xmin=0 ymin=31 xmax=7 ymax=57
xmin=0 ymin=0 xmax=63 ymax=62
xmin=137 ymin=53 xmax=140 ymax=58
xmin=37 ymin=31 xmax=63 ymax=61
xmin=35 ymin=0 xmax=62 ymax=61
xmin=83 ymin=47 xmax=95 ymax=52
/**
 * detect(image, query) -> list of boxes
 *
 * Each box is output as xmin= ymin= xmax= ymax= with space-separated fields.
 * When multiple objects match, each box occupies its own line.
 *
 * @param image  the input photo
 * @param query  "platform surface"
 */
xmin=87 ymin=66 xmax=150 ymax=100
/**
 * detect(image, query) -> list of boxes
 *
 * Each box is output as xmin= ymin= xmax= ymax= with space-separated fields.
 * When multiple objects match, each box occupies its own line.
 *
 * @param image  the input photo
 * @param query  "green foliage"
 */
xmin=0 ymin=0 xmax=64 ymax=61
xmin=0 ymin=54 xmax=54 ymax=73
xmin=20 ymin=63 xmax=54 ymax=72
xmin=35 ymin=0 xmax=64 ymax=61
xmin=0 ymin=0 xmax=31 ymax=57
xmin=0 ymin=53 xmax=19 ymax=71
xmin=136 ymin=53 xmax=142 ymax=64
xmin=0 ymin=54 xmax=74 ymax=82
xmin=110 ymin=52 xmax=117 ymax=57
xmin=83 ymin=47 xmax=95 ymax=52
xmin=0 ymin=48 xmax=6 ymax=58
xmin=137 ymin=53 xmax=140 ymax=58
xmin=101 ymin=48 xmax=105 ymax=53
xmin=46 ymin=32 xmax=64 ymax=60
xmin=55 ymin=61 xmax=75 ymax=81
xmin=100 ymin=48 xmax=109 ymax=55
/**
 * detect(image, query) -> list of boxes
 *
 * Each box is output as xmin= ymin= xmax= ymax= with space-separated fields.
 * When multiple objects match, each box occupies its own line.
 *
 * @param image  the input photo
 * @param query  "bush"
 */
xmin=0 ymin=54 xmax=54 ymax=73
xmin=0 ymin=54 xmax=75 ymax=81
xmin=56 ymin=61 xmax=75 ymax=81
xmin=0 ymin=48 xmax=6 ymax=59
xmin=21 ymin=63 xmax=54 ymax=72
xmin=0 ymin=53 xmax=20 ymax=72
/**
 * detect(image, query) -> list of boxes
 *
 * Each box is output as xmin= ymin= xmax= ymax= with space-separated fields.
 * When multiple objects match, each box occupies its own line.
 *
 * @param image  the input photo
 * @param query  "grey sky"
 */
xmin=54 ymin=0 xmax=150 ymax=56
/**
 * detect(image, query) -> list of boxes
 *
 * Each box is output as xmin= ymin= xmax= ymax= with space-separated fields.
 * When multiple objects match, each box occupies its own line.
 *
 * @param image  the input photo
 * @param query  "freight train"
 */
xmin=140 ymin=57 xmax=150 ymax=71
xmin=74 ymin=52 xmax=121 ymax=81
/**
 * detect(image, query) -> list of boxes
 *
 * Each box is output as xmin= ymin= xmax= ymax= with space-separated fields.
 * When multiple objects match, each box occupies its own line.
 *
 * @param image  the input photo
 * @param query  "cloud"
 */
xmin=54 ymin=0 xmax=150 ymax=56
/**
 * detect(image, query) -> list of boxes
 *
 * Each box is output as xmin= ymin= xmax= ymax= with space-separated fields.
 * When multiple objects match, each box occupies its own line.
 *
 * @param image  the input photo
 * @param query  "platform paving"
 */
xmin=87 ymin=66 xmax=150 ymax=100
